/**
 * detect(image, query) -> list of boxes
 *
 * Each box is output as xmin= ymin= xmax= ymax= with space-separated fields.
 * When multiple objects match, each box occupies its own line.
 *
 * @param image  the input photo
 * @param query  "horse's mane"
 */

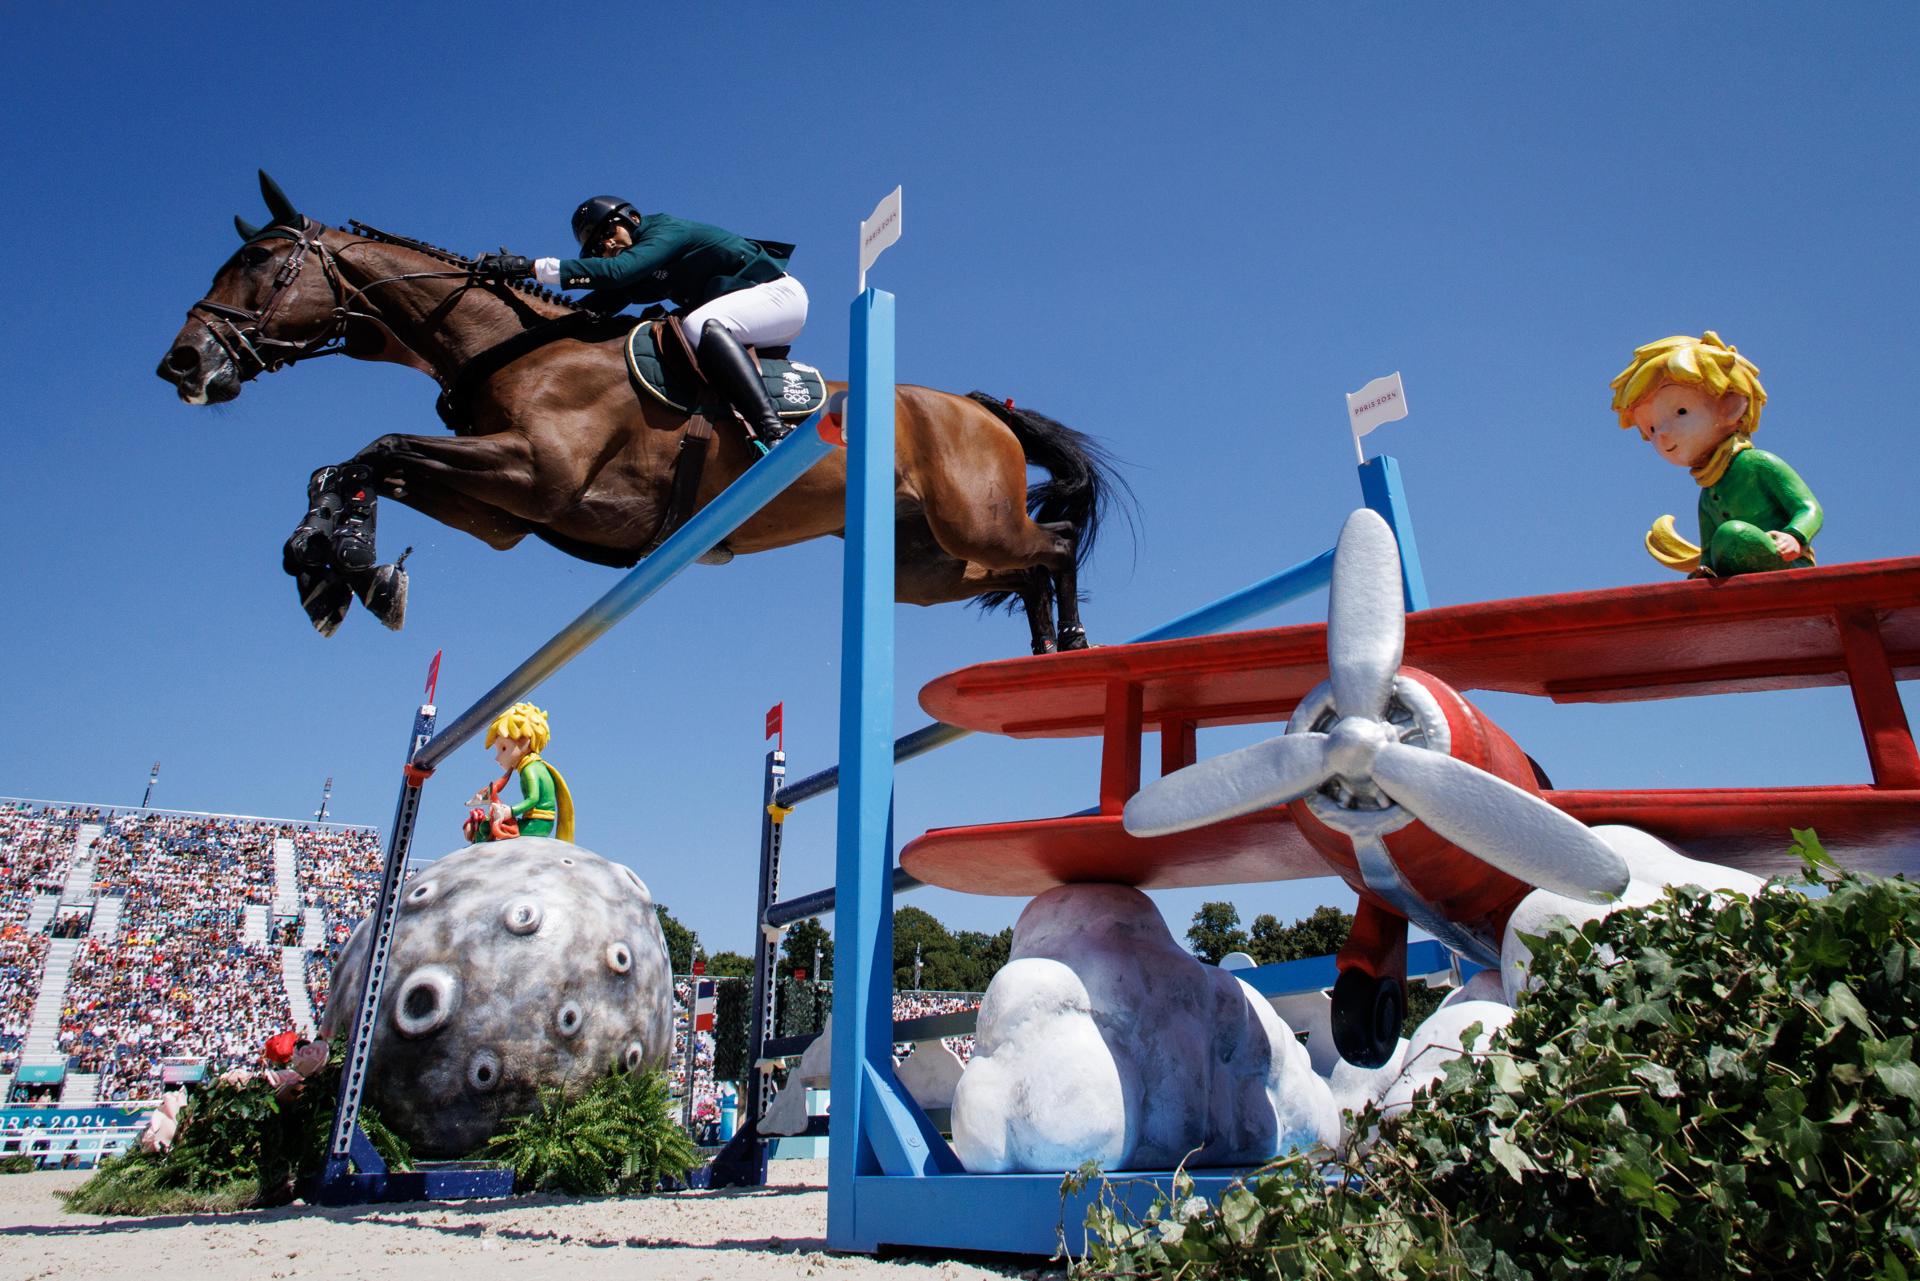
xmin=345 ymin=220 xmax=582 ymax=315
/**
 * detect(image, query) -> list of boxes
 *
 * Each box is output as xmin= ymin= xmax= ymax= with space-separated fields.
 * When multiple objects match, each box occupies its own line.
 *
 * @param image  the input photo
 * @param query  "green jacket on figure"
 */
xmin=1696 ymin=445 xmax=1823 ymax=576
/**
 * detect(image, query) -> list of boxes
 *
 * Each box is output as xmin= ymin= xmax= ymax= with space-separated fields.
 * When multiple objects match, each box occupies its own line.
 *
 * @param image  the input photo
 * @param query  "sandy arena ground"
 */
xmin=0 ymin=1161 xmax=1064 ymax=1281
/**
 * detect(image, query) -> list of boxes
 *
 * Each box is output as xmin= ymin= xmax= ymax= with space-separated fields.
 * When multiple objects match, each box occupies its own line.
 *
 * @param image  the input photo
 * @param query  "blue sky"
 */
xmin=1 ymin=3 xmax=1915 ymax=957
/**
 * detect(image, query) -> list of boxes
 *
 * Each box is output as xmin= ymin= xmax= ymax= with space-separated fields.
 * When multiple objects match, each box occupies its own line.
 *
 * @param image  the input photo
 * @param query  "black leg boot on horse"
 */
xmin=329 ymin=465 xmax=410 ymax=631
xmin=284 ymin=466 xmax=354 ymax=637
xmin=282 ymin=465 xmax=409 ymax=635
xmin=698 ymin=323 xmax=791 ymax=456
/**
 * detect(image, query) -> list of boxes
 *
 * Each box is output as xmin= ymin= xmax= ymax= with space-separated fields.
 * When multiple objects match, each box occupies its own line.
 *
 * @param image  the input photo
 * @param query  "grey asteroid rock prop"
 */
xmin=951 ymin=883 xmax=1336 ymax=1173
xmin=323 ymin=837 xmax=673 ymax=1157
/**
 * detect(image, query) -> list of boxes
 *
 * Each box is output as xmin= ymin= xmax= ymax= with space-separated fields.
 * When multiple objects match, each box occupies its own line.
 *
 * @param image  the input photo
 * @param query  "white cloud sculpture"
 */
xmin=951 ymin=883 xmax=1338 ymax=1173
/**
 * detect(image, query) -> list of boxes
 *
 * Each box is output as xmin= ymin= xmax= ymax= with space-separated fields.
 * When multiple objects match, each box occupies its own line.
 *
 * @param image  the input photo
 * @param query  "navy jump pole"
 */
xmin=316 ymin=414 xmax=838 ymax=1204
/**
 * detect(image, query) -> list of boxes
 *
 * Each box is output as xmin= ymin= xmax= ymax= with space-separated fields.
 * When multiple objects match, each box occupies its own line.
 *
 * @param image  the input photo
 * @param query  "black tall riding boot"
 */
xmin=698 ymin=323 xmax=791 ymax=452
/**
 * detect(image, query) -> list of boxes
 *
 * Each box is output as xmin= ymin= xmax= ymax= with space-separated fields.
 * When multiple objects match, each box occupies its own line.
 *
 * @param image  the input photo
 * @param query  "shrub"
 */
xmin=1075 ymin=843 xmax=1920 ymax=1279
xmin=63 ymin=1037 xmax=410 ymax=1216
xmin=484 ymin=1066 xmax=700 ymax=1195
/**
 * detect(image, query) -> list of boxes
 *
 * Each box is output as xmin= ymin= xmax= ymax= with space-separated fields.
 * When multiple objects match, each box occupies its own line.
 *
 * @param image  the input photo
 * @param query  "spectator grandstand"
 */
xmin=0 ymin=798 xmax=384 ymax=1101
xmin=3 ymin=797 xmax=984 ymax=1118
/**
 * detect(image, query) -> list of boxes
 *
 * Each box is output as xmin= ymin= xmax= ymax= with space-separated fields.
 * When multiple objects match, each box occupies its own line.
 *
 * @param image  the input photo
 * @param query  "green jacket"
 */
xmin=558 ymin=212 xmax=792 ymax=315
xmin=511 ymin=760 xmax=557 ymax=824
xmin=1698 ymin=447 xmax=1823 ymax=562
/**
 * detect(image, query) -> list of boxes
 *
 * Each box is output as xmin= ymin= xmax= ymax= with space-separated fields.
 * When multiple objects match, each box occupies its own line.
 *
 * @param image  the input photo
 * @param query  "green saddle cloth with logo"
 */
xmin=624 ymin=320 xmax=827 ymax=421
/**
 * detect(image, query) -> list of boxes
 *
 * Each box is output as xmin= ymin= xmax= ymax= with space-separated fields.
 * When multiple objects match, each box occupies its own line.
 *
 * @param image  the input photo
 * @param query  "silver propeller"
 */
xmin=1371 ymin=742 xmax=1625 ymax=902
xmin=1326 ymin=509 xmax=1404 ymax=721
xmin=1123 ymin=506 xmax=1629 ymax=907
xmin=1123 ymin=732 xmax=1328 ymax=835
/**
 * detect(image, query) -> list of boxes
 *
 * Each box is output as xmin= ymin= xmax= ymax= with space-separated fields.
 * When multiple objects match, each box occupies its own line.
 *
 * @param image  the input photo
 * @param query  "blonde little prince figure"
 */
xmin=1612 ymin=331 xmax=1822 ymax=577
xmin=465 ymin=701 xmax=575 ymax=842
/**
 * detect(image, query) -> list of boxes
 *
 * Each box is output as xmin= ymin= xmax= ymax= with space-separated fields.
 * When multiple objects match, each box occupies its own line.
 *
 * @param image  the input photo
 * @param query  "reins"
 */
xmin=185 ymin=218 xmax=574 ymax=384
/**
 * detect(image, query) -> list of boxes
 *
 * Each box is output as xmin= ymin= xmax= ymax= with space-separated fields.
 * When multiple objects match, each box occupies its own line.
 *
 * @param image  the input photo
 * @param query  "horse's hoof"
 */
xmin=350 ymin=563 xmax=408 ymax=632
xmin=297 ymin=571 xmax=352 ymax=637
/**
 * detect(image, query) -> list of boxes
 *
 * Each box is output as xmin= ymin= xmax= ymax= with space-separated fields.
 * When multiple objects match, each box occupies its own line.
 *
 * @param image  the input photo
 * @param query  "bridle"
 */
xmin=187 ymin=219 xmax=473 ymax=382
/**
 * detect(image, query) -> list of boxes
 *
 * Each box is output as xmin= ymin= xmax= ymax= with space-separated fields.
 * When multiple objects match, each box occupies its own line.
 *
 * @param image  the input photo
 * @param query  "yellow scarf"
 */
xmin=521 ymin=752 xmax=576 ymax=842
xmin=1690 ymin=433 xmax=1751 ymax=488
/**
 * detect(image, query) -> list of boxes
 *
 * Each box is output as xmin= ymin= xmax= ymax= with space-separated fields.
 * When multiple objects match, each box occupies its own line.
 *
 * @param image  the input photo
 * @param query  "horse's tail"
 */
xmin=965 ymin=391 xmax=1137 ymax=611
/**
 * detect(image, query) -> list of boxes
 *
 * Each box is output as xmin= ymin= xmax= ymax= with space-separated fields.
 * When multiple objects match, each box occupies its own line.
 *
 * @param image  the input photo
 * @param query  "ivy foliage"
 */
xmin=483 ymin=1066 xmax=700 ymax=1196
xmin=63 ymin=1036 xmax=411 ymax=1215
xmin=1076 ymin=844 xmax=1920 ymax=1279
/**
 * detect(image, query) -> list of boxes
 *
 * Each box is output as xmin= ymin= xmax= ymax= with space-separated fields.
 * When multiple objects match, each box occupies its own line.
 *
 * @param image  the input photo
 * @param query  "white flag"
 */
xmin=858 ymin=185 xmax=902 ymax=290
xmin=1346 ymin=371 xmax=1409 ymax=440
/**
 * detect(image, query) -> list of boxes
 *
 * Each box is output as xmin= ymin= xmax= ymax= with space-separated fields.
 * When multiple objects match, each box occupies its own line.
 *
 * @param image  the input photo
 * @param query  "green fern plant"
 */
xmin=485 ymin=1066 xmax=700 ymax=1196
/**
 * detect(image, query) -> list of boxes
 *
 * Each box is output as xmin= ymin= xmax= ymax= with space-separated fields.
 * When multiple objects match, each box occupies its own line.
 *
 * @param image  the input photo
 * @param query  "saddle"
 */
xmin=436 ymin=311 xmax=827 ymax=560
xmin=624 ymin=316 xmax=827 ymax=422
xmin=625 ymin=315 xmax=828 ymax=556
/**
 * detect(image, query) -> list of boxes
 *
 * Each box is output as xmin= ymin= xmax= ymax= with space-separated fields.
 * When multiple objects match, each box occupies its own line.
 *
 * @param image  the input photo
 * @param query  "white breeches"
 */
xmin=683 ymin=275 xmax=809 ymax=348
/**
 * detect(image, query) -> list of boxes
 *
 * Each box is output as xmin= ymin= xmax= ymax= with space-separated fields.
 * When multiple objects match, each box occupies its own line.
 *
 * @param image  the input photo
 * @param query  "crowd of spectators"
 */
xmin=294 ymin=826 xmax=382 ymax=944
xmin=891 ymin=990 xmax=981 ymax=1063
xmin=88 ymin=811 xmax=276 ymax=904
xmin=58 ymin=811 xmax=298 ymax=1098
xmin=0 ymin=929 xmax=49 ymax=1074
xmin=306 ymin=950 xmax=334 ymax=1024
xmin=0 ymin=800 xmax=87 ymax=894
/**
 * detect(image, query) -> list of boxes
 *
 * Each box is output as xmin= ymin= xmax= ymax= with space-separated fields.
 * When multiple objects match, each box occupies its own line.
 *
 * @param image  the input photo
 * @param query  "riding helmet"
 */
xmin=571 ymin=196 xmax=642 ymax=254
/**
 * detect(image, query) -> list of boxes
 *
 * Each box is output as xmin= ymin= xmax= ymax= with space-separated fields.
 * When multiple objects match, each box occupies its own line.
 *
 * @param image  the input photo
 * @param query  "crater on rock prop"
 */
xmin=323 ymin=837 xmax=673 ymax=1156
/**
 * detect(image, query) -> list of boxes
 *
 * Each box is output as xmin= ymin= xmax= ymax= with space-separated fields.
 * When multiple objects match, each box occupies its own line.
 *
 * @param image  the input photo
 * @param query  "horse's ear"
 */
xmin=234 ymin=215 xmax=263 ymax=241
xmin=258 ymin=169 xmax=299 ymax=226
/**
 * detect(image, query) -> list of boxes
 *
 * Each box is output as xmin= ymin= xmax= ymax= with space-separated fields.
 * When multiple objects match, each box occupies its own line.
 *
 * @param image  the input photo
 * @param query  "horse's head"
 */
xmin=158 ymin=171 xmax=347 ymax=404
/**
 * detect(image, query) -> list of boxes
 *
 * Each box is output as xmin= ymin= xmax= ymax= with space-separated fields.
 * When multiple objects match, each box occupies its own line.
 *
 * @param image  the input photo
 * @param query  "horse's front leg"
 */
xmin=281 ymin=431 xmax=534 ymax=635
xmin=281 ymin=462 xmax=410 ymax=635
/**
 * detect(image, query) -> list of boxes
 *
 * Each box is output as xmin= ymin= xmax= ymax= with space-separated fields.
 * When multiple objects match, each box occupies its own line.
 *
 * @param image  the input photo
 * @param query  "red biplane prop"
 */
xmin=901 ymin=512 xmax=1920 ymax=1066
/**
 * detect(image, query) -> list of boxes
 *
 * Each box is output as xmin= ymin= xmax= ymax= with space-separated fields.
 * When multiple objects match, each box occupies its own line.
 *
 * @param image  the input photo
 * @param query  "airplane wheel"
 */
xmin=1332 ymin=968 xmax=1405 ymax=1068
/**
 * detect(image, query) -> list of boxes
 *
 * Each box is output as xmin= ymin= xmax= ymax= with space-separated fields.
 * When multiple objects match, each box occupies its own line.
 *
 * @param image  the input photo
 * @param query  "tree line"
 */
xmin=659 ymin=899 xmax=1357 ymax=986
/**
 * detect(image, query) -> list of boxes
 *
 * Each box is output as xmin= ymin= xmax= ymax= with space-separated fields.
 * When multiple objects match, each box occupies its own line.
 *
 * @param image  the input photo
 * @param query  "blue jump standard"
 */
xmin=848 ymin=1168 xmax=1270 ymax=1258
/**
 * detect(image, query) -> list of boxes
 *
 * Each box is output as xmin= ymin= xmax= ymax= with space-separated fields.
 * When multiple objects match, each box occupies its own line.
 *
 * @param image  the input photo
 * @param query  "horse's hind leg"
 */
xmin=1039 ymin=520 xmax=1088 ymax=651
xmin=1015 ymin=568 xmax=1058 ymax=656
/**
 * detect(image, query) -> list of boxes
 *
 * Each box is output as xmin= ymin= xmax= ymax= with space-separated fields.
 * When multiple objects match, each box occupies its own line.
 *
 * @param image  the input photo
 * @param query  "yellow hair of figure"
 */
xmin=1609 ymin=330 xmax=1767 ymax=436
xmin=486 ymin=702 xmax=551 ymax=753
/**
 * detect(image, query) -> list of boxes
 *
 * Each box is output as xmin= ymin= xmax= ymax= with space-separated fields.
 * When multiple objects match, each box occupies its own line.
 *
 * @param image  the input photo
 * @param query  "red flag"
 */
xmin=765 ymin=701 xmax=783 ymax=748
xmin=424 ymin=649 xmax=443 ymax=704
xmin=691 ymin=958 xmax=706 ymax=976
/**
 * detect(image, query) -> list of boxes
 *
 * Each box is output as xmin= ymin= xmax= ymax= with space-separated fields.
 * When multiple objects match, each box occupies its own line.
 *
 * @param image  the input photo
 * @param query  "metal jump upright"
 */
xmin=310 ymin=404 xmax=841 ymax=1206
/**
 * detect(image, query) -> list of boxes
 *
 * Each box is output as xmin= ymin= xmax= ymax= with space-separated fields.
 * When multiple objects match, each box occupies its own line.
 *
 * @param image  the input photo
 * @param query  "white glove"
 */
xmin=534 ymin=257 xmax=562 ymax=287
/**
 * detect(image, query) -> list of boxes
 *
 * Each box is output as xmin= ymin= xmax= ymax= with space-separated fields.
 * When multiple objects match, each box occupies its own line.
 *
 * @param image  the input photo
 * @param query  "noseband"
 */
xmin=187 ymin=219 xmax=468 ymax=382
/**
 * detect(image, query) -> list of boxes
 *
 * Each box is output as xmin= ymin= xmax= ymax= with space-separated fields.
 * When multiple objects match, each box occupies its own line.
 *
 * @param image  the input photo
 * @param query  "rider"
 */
xmin=478 ymin=197 xmax=807 ymax=450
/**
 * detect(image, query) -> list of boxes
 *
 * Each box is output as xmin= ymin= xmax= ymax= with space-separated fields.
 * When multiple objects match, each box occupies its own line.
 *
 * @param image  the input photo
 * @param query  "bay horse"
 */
xmin=156 ymin=173 xmax=1127 ymax=653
